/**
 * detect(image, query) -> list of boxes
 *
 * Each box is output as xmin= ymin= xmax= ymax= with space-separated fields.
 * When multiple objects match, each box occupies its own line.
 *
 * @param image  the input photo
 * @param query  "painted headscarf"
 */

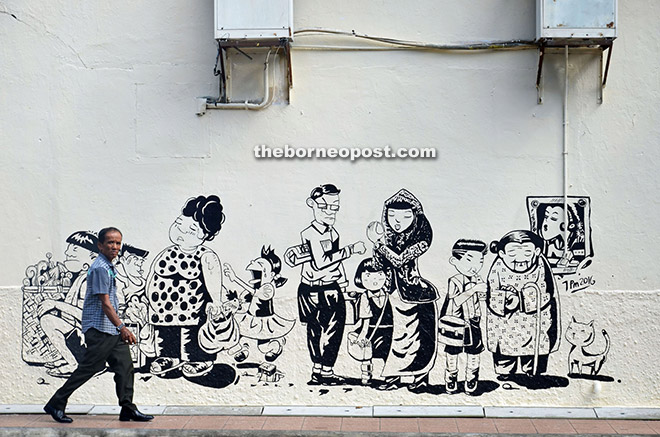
xmin=381 ymin=188 xmax=433 ymax=253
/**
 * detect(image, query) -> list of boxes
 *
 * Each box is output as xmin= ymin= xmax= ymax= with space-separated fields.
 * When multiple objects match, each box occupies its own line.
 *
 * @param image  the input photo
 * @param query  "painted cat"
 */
xmin=565 ymin=317 xmax=610 ymax=375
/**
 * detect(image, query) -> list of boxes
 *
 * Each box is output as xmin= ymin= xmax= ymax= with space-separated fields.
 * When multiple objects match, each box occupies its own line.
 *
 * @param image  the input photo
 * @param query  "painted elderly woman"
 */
xmin=147 ymin=195 xmax=238 ymax=378
xmin=367 ymin=189 xmax=438 ymax=392
xmin=486 ymin=230 xmax=560 ymax=377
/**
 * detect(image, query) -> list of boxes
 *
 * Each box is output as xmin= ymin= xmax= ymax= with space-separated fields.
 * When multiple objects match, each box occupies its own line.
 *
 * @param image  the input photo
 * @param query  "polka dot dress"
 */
xmin=148 ymin=245 xmax=210 ymax=326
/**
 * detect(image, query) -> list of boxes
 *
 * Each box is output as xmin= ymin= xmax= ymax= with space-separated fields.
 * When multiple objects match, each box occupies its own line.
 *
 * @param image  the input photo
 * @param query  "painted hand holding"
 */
xmin=366 ymin=221 xmax=385 ymax=244
xmin=503 ymin=286 xmax=520 ymax=311
xmin=352 ymin=241 xmax=367 ymax=255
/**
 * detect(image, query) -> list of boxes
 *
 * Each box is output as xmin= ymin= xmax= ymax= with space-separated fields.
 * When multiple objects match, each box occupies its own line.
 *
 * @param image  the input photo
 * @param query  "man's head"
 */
xmin=306 ymin=184 xmax=341 ymax=227
xmin=98 ymin=227 xmax=123 ymax=262
xmin=449 ymin=239 xmax=487 ymax=277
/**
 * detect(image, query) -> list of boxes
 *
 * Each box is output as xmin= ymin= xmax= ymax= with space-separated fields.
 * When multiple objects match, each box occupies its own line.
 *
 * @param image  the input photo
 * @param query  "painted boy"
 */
xmin=440 ymin=239 xmax=487 ymax=394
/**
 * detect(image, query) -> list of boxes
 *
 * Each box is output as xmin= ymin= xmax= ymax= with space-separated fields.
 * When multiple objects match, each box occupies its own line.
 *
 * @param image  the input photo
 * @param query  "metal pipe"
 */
xmin=199 ymin=50 xmax=274 ymax=113
xmin=563 ymin=45 xmax=569 ymax=258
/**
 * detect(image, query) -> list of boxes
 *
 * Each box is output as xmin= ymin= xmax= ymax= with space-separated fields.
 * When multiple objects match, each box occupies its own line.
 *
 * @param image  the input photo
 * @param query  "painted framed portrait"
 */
xmin=527 ymin=196 xmax=593 ymax=276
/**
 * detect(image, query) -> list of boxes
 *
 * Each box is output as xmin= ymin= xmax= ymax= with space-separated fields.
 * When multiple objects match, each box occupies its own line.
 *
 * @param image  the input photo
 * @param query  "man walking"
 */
xmin=297 ymin=184 xmax=365 ymax=385
xmin=44 ymin=227 xmax=154 ymax=423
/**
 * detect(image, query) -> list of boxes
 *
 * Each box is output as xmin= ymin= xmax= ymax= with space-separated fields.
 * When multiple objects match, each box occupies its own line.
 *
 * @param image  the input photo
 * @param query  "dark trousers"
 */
xmin=493 ymin=351 xmax=549 ymax=375
xmin=47 ymin=328 xmax=136 ymax=411
xmin=297 ymin=282 xmax=345 ymax=368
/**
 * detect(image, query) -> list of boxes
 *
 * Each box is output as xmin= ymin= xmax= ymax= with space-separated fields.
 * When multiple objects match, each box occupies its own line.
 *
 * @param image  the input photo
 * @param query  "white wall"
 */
xmin=1 ymin=0 xmax=660 ymax=407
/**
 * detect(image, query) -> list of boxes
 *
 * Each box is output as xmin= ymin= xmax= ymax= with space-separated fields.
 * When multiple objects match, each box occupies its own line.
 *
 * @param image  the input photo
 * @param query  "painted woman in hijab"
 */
xmin=367 ymin=189 xmax=438 ymax=391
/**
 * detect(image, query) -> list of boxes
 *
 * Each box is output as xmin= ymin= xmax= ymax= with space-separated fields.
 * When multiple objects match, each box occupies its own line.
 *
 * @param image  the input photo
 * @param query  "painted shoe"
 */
xmin=182 ymin=361 xmax=214 ymax=378
xmin=376 ymin=378 xmax=399 ymax=391
xmin=445 ymin=371 xmax=459 ymax=394
xmin=150 ymin=357 xmax=182 ymax=376
xmin=264 ymin=348 xmax=282 ymax=362
xmin=319 ymin=372 xmax=345 ymax=386
xmin=465 ymin=378 xmax=478 ymax=394
xmin=465 ymin=371 xmax=479 ymax=395
xmin=233 ymin=346 xmax=249 ymax=362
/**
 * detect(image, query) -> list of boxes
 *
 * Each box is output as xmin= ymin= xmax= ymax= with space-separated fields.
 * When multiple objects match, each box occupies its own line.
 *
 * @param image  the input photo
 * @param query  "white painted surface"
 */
xmin=1 ymin=0 xmax=660 ymax=408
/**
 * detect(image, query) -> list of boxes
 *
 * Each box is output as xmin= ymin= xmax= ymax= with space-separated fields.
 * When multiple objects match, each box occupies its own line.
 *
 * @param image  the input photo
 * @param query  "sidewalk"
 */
xmin=1 ymin=405 xmax=659 ymax=436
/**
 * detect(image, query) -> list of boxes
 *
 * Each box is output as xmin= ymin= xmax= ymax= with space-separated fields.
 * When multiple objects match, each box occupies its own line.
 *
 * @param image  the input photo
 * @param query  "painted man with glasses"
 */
xmin=297 ymin=184 xmax=366 ymax=385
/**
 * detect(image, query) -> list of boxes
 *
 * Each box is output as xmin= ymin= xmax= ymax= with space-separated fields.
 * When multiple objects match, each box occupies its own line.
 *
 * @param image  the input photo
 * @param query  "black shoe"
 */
xmin=376 ymin=378 xmax=400 ymax=391
xmin=408 ymin=374 xmax=429 ymax=393
xmin=465 ymin=378 xmax=478 ymax=394
xmin=119 ymin=407 xmax=154 ymax=422
xmin=319 ymin=373 xmax=346 ymax=386
xmin=445 ymin=372 xmax=458 ymax=394
xmin=308 ymin=372 xmax=345 ymax=386
xmin=44 ymin=404 xmax=73 ymax=424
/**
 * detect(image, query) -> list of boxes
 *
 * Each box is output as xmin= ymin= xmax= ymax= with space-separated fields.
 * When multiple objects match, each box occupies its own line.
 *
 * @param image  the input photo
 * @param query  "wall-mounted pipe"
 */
xmin=196 ymin=50 xmax=273 ymax=115
xmin=562 ymin=45 xmax=569 ymax=258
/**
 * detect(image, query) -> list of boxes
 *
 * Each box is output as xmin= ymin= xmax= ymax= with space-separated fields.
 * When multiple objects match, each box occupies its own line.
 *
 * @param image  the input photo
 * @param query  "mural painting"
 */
xmin=485 ymin=230 xmax=564 ymax=390
xmin=145 ymin=195 xmax=240 ymax=387
xmin=346 ymin=258 xmax=393 ymax=386
xmin=21 ymin=190 xmax=609 ymax=398
xmin=367 ymin=188 xmax=439 ymax=392
xmin=23 ymin=232 xmax=99 ymax=376
xmin=565 ymin=317 xmax=612 ymax=381
xmin=439 ymin=239 xmax=488 ymax=395
xmin=292 ymin=184 xmax=366 ymax=385
xmin=222 ymin=246 xmax=295 ymax=363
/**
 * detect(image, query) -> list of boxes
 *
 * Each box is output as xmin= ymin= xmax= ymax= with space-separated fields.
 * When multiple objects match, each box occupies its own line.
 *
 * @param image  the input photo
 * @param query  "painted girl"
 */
xmin=222 ymin=246 xmax=295 ymax=362
xmin=147 ymin=195 xmax=238 ymax=378
xmin=349 ymin=258 xmax=393 ymax=385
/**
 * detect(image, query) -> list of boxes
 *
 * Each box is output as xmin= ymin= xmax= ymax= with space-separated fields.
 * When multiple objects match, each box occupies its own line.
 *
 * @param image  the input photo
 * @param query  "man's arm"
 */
xmin=304 ymin=229 xmax=365 ymax=270
xmin=99 ymin=294 xmax=136 ymax=344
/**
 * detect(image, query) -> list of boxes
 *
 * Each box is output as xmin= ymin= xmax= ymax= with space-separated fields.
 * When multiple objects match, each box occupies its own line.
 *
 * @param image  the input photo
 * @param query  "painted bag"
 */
xmin=346 ymin=332 xmax=373 ymax=361
xmin=437 ymin=315 xmax=472 ymax=347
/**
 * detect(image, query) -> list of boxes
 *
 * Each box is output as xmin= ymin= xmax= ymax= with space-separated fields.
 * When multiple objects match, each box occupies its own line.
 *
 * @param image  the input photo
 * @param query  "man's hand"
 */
xmin=120 ymin=326 xmax=137 ymax=345
xmin=352 ymin=241 xmax=367 ymax=255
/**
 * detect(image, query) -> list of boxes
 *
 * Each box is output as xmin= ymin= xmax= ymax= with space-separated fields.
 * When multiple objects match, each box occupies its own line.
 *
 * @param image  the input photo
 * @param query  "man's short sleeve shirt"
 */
xmin=81 ymin=254 xmax=119 ymax=335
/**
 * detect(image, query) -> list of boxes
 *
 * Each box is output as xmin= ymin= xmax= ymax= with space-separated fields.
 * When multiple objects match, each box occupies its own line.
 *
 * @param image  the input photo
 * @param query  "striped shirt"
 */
xmin=81 ymin=253 xmax=120 ymax=335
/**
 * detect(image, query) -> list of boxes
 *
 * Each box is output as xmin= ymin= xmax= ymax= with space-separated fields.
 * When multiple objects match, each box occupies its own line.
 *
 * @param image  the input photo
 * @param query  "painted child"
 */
xmin=440 ymin=239 xmax=487 ymax=394
xmin=350 ymin=258 xmax=393 ymax=385
xmin=222 ymin=246 xmax=295 ymax=361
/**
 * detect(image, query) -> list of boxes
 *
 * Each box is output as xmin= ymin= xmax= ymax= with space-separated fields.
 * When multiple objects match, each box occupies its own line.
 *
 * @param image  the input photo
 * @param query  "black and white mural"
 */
xmin=565 ymin=316 xmax=612 ymax=381
xmin=21 ymin=190 xmax=608 ymax=397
